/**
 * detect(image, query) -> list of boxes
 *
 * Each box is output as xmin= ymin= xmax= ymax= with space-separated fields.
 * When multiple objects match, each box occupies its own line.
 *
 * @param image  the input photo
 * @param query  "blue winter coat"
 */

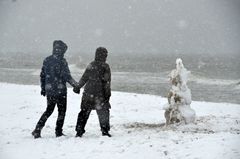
xmin=40 ymin=53 xmax=77 ymax=97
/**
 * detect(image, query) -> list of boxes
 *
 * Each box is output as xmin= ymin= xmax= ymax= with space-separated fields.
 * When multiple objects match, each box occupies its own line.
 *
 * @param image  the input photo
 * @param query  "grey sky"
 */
xmin=0 ymin=0 xmax=240 ymax=55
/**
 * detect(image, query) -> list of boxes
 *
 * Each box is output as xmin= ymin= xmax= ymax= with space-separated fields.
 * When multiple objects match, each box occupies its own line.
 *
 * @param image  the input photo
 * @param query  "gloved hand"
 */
xmin=105 ymin=96 xmax=110 ymax=103
xmin=41 ymin=90 xmax=46 ymax=96
xmin=73 ymin=87 xmax=80 ymax=94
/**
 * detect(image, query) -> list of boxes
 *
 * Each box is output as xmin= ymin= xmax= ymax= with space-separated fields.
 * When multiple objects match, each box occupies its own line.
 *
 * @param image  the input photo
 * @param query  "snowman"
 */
xmin=164 ymin=58 xmax=196 ymax=125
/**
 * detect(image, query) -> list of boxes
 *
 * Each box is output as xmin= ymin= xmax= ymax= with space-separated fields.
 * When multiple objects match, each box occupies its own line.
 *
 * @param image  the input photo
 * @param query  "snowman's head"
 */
xmin=176 ymin=58 xmax=184 ymax=71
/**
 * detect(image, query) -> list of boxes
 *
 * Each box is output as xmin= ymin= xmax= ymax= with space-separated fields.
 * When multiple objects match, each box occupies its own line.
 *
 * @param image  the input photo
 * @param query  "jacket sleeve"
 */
xmin=40 ymin=60 xmax=46 ymax=91
xmin=78 ymin=64 xmax=91 ymax=88
xmin=62 ymin=59 xmax=78 ymax=87
xmin=103 ymin=64 xmax=111 ymax=99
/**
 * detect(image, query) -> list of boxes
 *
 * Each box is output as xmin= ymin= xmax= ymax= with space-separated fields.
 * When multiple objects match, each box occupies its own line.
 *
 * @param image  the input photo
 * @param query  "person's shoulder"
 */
xmin=61 ymin=58 xmax=68 ymax=65
xmin=45 ymin=55 xmax=51 ymax=59
xmin=43 ymin=55 xmax=52 ymax=63
xmin=102 ymin=62 xmax=110 ymax=69
xmin=86 ymin=61 xmax=95 ymax=70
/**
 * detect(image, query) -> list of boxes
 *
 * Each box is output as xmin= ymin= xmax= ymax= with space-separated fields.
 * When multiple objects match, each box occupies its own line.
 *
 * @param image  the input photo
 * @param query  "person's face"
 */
xmin=53 ymin=47 xmax=65 ymax=58
xmin=55 ymin=47 xmax=65 ymax=53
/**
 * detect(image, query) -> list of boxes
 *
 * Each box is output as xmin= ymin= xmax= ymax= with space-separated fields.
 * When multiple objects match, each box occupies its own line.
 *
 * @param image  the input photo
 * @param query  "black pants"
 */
xmin=76 ymin=108 xmax=110 ymax=134
xmin=35 ymin=96 xmax=67 ymax=134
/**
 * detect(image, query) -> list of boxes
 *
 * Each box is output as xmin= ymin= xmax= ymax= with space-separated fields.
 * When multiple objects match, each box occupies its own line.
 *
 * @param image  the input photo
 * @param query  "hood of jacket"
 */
xmin=52 ymin=40 xmax=68 ymax=58
xmin=95 ymin=47 xmax=108 ymax=62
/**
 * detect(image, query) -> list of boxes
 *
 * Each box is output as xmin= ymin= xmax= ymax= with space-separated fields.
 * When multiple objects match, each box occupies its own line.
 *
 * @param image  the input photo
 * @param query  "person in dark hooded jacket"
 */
xmin=32 ymin=40 xmax=78 ymax=138
xmin=74 ymin=47 xmax=111 ymax=137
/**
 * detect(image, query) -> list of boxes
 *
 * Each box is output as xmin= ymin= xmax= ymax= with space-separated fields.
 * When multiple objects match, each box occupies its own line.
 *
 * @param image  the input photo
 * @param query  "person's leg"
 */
xmin=75 ymin=95 xmax=94 ymax=137
xmin=55 ymin=96 xmax=67 ymax=137
xmin=96 ymin=108 xmax=111 ymax=137
xmin=32 ymin=96 xmax=56 ymax=138
xmin=75 ymin=108 xmax=92 ymax=137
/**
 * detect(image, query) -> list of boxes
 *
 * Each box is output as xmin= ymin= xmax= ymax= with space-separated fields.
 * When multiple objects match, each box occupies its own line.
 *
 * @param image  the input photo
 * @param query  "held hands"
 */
xmin=105 ymin=96 xmax=110 ymax=103
xmin=73 ymin=86 xmax=80 ymax=94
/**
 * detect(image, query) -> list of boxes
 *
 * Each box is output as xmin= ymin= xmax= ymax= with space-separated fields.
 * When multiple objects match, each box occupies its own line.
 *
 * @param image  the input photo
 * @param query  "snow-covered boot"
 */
xmin=32 ymin=129 xmax=41 ymax=139
xmin=75 ymin=131 xmax=84 ymax=138
xmin=102 ymin=132 xmax=111 ymax=137
xmin=56 ymin=132 xmax=66 ymax=137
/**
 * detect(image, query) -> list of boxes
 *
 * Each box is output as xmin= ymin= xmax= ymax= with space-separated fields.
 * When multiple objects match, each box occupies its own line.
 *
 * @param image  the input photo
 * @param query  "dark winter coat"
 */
xmin=40 ymin=40 xmax=77 ymax=97
xmin=77 ymin=47 xmax=111 ymax=109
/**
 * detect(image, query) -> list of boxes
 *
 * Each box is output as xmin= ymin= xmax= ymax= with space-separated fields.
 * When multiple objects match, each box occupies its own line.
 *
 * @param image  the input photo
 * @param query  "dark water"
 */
xmin=0 ymin=52 xmax=239 ymax=104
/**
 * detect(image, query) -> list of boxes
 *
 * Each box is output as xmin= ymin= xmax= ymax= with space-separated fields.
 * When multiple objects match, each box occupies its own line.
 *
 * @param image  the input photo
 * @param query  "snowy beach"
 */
xmin=1 ymin=0 xmax=240 ymax=158
xmin=0 ymin=83 xmax=239 ymax=159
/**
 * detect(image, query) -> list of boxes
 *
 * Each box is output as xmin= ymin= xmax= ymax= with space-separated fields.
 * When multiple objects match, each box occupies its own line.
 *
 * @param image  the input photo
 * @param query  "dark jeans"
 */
xmin=35 ymin=96 xmax=67 ymax=134
xmin=76 ymin=108 xmax=110 ymax=134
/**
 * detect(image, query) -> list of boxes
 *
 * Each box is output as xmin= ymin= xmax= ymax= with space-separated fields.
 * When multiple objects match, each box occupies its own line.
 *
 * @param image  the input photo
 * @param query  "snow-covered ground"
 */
xmin=0 ymin=83 xmax=239 ymax=159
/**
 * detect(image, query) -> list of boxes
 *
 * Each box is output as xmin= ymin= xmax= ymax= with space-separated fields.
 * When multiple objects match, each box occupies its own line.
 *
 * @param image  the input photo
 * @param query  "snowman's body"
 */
xmin=164 ymin=58 xmax=196 ymax=125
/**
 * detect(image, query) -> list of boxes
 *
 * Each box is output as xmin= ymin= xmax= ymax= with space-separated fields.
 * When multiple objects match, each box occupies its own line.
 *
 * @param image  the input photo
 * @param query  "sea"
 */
xmin=0 ymin=52 xmax=239 ymax=104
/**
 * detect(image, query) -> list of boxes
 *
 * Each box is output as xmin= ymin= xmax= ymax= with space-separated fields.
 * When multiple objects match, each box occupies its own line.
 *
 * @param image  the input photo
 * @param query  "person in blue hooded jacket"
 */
xmin=32 ymin=40 xmax=78 ymax=138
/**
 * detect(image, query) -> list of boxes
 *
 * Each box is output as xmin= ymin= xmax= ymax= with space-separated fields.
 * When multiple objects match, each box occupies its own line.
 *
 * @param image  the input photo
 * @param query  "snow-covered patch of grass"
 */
xmin=0 ymin=83 xmax=239 ymax=159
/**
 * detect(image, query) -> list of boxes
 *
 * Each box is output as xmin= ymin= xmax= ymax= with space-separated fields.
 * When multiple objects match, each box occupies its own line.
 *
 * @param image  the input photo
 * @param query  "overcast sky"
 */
xmin=0 ymin=0 xmax=240 ymax=55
